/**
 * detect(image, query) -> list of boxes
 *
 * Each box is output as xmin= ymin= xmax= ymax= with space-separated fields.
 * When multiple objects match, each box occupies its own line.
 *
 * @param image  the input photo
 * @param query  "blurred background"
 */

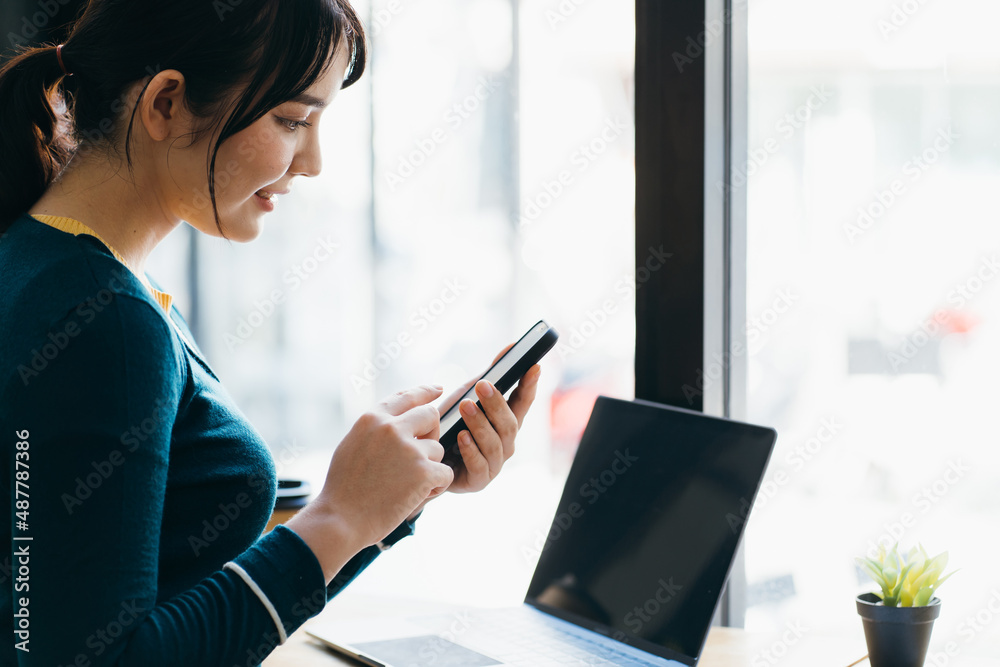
xmin=1 ymin=0 xmax=637 ymax=612
xmin=3 ymin=0 xmax=999 ymax=660
xmin=190 ymin=0 xmax=637 ymax=613
xmin=743 ymin=0 xmax=1000 ymax=659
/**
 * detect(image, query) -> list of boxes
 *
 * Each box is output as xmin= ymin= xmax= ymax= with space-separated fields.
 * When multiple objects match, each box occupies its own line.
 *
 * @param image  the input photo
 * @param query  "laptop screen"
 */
xmin=524 ymin=396 xmax=776 ymax=665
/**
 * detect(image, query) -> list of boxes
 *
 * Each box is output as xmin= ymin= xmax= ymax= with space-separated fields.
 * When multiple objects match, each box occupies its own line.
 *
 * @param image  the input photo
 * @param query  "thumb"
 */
xmin=428 ymin=460 xmax=455 ymax=492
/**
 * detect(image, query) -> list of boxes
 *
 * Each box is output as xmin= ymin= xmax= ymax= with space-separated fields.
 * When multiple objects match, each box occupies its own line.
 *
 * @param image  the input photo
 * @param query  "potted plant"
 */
xmin=855 ymin=543 xmax=956 ymax=667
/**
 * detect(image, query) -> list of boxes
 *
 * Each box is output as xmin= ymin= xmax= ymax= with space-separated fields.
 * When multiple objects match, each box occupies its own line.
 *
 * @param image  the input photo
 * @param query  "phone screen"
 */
xmin=439 ymin=321 xmax=550 ymax=435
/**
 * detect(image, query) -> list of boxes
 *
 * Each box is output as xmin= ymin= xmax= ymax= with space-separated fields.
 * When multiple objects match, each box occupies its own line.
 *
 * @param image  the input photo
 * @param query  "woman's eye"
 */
xmin=276 ymin=116 xmax=312 ymax=132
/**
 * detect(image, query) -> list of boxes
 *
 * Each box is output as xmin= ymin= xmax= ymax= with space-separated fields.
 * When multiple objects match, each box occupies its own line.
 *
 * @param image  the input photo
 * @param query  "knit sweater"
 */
xmin=0 ymin=212 xmax=414 ymax=666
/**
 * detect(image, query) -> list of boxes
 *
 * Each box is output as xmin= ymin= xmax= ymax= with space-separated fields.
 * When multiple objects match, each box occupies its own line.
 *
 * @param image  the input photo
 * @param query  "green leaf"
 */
xmin=894 ymin=563 xmax=913 ymax=591
xmin=926 ymin=552 xmax=949 ymax=576
xmin=864 ymin=558 xmax=882 ymax=576
xmin=932 ymin=569 xmax=957 ymax=592
xmin=858 ymin=545 xmax=956 ymax=607
xmin=912 ymin=569 xmax=934 ymax=591
xmin=888 ymin=543 xmax=900 ymax=566
xmin=858 ymin=559 xmax=885 ymax=586
xmin=904 ymin=554 xmax=926 ymax=586
xmin=890 ymin=571 xmax=908 ymax=600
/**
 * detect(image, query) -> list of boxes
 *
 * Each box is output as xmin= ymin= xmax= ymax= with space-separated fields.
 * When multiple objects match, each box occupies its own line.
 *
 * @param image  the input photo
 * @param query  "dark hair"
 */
xmin=0 ymin=0 xmax=367 ymax=236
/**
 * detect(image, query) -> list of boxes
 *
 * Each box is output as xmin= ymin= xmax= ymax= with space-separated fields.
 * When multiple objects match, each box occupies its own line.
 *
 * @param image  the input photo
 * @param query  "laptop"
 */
xmin=307 ymin=396 xmax=777 ymax=666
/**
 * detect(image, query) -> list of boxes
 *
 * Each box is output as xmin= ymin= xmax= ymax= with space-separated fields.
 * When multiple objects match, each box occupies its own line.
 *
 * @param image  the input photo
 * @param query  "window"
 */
xmin=744 ymin=1 xmax=1000 ymax=659
xmin=151 ymin=0 xmax=637 ymax=606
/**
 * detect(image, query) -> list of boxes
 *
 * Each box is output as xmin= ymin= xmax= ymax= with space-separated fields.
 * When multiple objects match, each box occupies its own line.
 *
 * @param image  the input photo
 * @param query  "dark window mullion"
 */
xmin=634 ymin=0 xmax=706 ymax=411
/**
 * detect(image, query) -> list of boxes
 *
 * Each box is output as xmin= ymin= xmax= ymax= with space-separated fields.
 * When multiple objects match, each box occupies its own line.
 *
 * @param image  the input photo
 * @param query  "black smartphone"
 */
xmin=439 ymin=320 xmax=559 ymax=456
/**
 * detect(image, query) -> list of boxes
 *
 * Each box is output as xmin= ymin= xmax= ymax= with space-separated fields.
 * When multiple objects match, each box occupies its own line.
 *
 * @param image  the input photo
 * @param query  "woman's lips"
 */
xmin=254 ymin=190 xmax=276 ymax=211
xmin=253 ymin=188 xmax=289 ymax=211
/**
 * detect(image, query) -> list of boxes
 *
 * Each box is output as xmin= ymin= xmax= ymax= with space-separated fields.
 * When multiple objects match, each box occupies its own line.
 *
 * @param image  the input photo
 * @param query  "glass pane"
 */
xmin=188 ymin=0 xmax=635 ymax=607
xmin=340 ymin=0 xmax=636 ymax=606
xmin=745 ymin=0 xmax=1000 ymax=659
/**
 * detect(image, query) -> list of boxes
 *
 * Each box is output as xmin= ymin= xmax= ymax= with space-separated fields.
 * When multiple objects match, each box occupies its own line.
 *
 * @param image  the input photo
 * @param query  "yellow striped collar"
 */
xmin=30 ymin=214 xmax=174 ymax=314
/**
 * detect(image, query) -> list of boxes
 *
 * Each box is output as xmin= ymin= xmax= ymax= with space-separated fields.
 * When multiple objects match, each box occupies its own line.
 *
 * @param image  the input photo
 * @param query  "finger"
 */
xmin=414 ymin=436 xmax=446 ymax=463
xmin=475 ymin=379 xmax=519 ymax=457
xmin=396 ymin=403 xmax=441 ymax=440
xmin=379 ymin=385 xmax=444 ymax=417
xmin=507 ymin=364 xmax=541 ymax=429
xmin=459 ymin=395 xmax=505 ymax=476
xmin=457 ymin=429 xmax=490 ymax=482
xmin=437 ymin=342 xmax=514 ymax=414
xmin=417 ymin=405 xmax=441 ymax=441
xmin=427 ymin=460 xmax=455 ymax=492
xmin=424 ymin=485 xmax=449 ymax=502
xmin=438 ymin=376 xmax=477 ymax=415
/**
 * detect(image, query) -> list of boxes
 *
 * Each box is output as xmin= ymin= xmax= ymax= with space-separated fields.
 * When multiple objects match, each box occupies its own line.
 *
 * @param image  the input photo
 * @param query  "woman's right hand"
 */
xmin=319 ymin=384 xmax=454 ymax=546
xmin=286 ymin=384 xmax=454 ymax=582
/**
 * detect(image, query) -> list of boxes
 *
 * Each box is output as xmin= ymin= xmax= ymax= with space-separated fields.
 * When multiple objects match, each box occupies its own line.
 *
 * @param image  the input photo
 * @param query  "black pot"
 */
xmin=856 ymin=592 xmax=941 ymax=667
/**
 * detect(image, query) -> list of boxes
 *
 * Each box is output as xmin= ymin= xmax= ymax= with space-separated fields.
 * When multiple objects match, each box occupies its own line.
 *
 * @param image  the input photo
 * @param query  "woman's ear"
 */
xmin=137 ymin=69 xmax=193 ymax=142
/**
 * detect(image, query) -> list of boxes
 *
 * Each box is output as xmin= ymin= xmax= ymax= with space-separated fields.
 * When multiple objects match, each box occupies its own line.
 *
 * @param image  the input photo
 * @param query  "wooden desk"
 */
xmin=263 ymin=594 xmax=870 ymax=667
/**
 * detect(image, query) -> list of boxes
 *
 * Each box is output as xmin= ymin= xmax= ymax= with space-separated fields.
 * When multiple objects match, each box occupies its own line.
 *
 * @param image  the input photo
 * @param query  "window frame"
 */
xmin=634 ymin=0 xmax=749 ymax=626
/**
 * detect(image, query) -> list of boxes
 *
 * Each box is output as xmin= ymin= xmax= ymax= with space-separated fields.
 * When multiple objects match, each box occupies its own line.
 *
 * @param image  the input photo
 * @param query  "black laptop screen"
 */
xmin=524 ymin=397 xmax=776 ymax=664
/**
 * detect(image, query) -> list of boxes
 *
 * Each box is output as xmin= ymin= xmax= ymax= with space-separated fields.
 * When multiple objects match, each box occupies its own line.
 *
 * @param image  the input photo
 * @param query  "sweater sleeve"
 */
xmin=0 ymin=292 xmax=333 ymax=666
xmin=323 ymin=512 xmax=420 ymax=602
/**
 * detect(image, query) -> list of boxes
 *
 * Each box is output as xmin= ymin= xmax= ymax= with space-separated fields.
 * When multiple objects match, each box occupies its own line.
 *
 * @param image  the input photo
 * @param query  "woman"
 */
xmin=0 ymin=1 xmax=540 ymax=665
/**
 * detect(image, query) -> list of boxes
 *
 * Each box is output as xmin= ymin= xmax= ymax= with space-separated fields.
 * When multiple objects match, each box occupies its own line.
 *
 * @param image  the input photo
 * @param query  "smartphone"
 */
xmin=439 ymin=320 xmax=559 ymax=456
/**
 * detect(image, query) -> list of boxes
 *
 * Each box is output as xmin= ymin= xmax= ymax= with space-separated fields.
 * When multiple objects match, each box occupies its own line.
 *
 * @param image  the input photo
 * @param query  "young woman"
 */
xmin=0 ymin=1 xmax=540 ymax=665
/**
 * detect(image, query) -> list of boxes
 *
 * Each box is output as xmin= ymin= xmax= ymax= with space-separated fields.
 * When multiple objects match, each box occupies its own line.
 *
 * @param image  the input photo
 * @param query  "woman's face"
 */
xmin=169 ymin=45 xmax=351 ymax=241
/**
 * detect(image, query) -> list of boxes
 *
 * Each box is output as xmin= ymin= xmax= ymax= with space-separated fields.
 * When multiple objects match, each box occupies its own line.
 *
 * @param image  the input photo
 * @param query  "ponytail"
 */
xmin=0 ymin=0 xmax=367 ymax=238
xmin=0 ymin=45 xmax=76 ymax=232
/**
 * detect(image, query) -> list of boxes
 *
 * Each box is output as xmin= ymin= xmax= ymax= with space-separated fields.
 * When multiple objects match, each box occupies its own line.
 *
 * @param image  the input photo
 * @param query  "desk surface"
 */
xmin=262 ymin=594 xmax=871 ymax=667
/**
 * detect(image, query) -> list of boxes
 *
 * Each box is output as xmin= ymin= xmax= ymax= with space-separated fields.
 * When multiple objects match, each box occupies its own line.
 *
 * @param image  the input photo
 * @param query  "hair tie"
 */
xmin=56 ymin=44 xmax=71 ymax=76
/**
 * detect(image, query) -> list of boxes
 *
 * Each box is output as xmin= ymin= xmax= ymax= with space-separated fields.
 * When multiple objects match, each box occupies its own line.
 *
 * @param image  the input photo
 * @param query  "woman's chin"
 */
xmin=188 ymin=213 xmax=263 ymax=243
xmin=227 ymin=217 xmax=266 ymax=242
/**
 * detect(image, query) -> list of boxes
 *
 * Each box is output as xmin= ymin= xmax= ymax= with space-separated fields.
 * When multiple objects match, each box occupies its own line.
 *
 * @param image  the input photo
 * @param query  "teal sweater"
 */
xmin=0 ymin=213 xmax=414 ymax=666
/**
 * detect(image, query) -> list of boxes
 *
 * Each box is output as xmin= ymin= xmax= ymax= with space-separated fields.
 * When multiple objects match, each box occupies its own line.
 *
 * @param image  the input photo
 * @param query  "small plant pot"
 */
xmin=856 ymin=592 xmax=941 ymax=667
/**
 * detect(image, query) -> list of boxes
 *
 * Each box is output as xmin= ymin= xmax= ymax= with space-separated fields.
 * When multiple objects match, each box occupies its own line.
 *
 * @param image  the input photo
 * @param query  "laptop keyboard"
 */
xmin=417 ymin=607 xmax=668 ymax=667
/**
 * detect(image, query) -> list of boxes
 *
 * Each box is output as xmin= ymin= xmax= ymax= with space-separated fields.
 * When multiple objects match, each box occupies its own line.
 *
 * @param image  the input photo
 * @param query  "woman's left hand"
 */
xmin=410 ymin=343 xmax=542 ymax=513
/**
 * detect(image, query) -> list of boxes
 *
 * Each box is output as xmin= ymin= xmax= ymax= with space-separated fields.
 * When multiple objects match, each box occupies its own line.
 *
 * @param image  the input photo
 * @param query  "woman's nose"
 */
xmin=291 ymin=132 xmax=322 ymax=177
